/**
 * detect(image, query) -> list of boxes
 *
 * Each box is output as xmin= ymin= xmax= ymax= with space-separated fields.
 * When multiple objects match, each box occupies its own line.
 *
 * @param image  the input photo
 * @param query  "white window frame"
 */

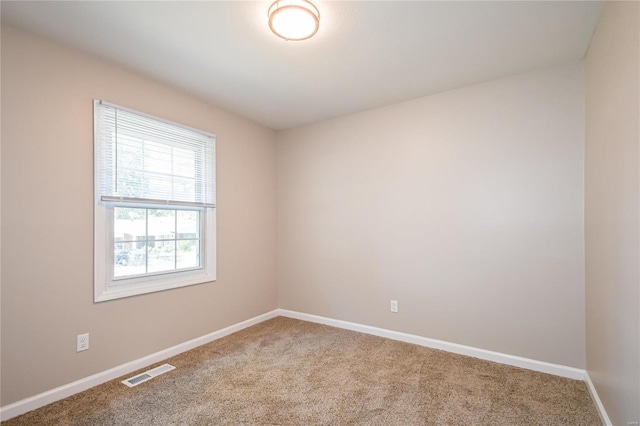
xmin=94 ymin=100 xmax=216 ymax=302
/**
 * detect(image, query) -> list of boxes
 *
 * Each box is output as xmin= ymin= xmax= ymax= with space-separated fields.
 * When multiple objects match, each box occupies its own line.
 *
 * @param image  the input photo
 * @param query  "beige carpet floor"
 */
xmin=3 ymin=317 xmax=600 ymax=425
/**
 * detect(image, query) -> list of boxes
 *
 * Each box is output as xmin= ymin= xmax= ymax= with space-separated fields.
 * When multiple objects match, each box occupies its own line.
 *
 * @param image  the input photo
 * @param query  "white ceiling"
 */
xmin=2 ymin=1 xmax=603 ymax=130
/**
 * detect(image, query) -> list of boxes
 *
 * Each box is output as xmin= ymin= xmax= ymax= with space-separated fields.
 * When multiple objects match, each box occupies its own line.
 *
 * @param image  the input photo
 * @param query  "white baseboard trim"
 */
xmin=584 ymin=372 xmax=612 ymax=426
xmin=276 ymin=309 xmax=586 ymax=381
xmin=0 ymin=309 xmax=280 ymax=422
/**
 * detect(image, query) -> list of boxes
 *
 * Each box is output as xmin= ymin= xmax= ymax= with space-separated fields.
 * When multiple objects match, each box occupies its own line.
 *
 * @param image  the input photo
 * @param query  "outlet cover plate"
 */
xmin=77 ymin=333 xmax=89 ymax=352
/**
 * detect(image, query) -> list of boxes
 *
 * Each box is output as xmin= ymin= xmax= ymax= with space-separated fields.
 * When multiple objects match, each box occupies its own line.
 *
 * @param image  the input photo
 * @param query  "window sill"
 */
xmin=95 ymin=270 xmax=216 ymax=302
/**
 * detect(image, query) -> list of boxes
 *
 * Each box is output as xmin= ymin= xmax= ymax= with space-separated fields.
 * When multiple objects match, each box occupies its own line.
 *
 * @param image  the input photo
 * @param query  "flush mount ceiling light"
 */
xmin=268 ymin=0 xmax=320 ymax=41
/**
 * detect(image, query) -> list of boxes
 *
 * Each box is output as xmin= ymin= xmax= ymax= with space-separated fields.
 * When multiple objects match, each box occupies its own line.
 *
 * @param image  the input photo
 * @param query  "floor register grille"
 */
xmin=122 ymin=363 xmax=175 ymax=388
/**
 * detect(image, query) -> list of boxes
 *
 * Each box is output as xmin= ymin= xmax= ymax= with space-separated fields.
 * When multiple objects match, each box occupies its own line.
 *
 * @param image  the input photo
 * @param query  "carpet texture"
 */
xmin=3 ymin=317 xmax=601 ymax=425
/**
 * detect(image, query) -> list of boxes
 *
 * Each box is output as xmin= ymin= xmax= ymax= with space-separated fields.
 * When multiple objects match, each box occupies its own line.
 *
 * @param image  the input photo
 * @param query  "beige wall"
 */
xmin=278 ymin=63 xmax=586 ymax=368
xmin=585 ymin=1 xmax=640 ymax=424
xmin=0 ymin=26 xmax=278 ymax=405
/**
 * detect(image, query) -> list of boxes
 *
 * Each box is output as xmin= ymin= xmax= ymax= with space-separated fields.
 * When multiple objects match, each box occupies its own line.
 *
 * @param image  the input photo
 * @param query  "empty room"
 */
xmin=0 ymin=0 xmax=638 ymax=425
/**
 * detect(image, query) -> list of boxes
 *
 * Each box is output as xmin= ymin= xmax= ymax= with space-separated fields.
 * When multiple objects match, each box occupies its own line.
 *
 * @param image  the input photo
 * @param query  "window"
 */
xmin=94 ymin=100 xmax=216 ymax=302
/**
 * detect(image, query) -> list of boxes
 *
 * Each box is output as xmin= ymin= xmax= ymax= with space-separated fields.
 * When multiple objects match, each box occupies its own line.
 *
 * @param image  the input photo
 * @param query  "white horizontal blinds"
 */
xmin=95 ymin=101 xmax=216 ymax=207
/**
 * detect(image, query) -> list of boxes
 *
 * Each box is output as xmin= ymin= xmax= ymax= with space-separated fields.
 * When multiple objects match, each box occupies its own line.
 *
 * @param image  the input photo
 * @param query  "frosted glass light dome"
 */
xmin=268 ymin=0 xmax=320 ymax=41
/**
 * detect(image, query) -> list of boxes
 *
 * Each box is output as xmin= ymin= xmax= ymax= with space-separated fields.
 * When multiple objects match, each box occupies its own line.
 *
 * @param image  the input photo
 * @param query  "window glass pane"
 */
xmin=114 ymin=207 xmax=147 ymax=278
xmin=114 ymin=207 xmax=146 ymax=241
xmin=177 ymin=210 xmax=199 ymax=238
xmin=148 ymin=209 xmax=176 ymax=242
xmin=114 ymin=247 xmax=146 ymax=278
xmin=177 ymin=239 xmax=199 ymax=269
xmin=148 ymin=241 xmax=176 ymax=273
xmin=112 ymin=207 xmax=202 ymax=280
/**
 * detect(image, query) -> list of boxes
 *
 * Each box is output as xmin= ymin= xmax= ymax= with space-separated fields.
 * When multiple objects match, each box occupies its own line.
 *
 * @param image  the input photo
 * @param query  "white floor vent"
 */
xmin=122 ymin=363 xmax=176 ymax=388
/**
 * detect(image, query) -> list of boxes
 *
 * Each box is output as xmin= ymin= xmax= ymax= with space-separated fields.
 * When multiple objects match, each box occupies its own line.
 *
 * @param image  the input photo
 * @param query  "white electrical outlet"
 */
xmin=77 ymin=333 xmax=89 ymax=352
xmin=628 ymin=422 xmax=639 ymax=426
xmin=390 ymin=300 xmax=398 ymax=313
